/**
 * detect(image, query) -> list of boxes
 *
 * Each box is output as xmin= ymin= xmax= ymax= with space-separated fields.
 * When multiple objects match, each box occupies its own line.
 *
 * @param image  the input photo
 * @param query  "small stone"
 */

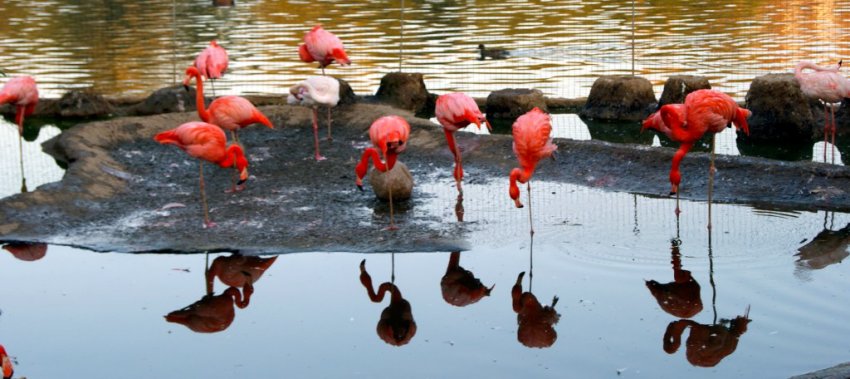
xmin=485 ymin=88 xmax=548 ymax=122
xmin=580 ymin=75 xmax=656 ymax=121
xmin=659 ymin=75 xmax=711 ymax=107
xmin=375 ymin=73 xmax=430 ymax=114
xmin=369 ymin=162 xmax=413 ymax=202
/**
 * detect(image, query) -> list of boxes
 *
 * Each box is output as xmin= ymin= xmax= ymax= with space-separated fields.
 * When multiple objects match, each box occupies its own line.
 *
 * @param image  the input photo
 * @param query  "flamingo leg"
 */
xmin=708 ymin=133 xmax=716 ymax=230
xmin=225 ymin=130 xmax=242 ymax=193
xmin=385 ymin=179 xmax=399 ymax=231
xmin=321 ymin=66 xmax=326 ymax=76
xmin=831 ymin=105 xmax=837 ymax=164
xmin=199 ymin=162 xmax=215 ymax=228
xmin=444 ymin=129 xmax=463 ymax=194
xmin=326 ymin=106 xmax=333 ymax=141
xmin=823 ymin=102 xmax=829 ymax=162
xmin=527 ymin=182 xmax=534 ymax=237
xmin=312 ymin=108 xmax=326 ymax=161
xmin=18 ymin=128 xmax=26 ymax=193
xmin=210 ymin=79 xmax=216 ymax=98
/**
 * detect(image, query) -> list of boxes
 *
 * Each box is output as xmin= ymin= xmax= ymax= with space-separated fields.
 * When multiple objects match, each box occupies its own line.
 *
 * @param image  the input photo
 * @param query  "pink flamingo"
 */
xmin=509 ymin=108 xmax=557 ymax=235
xmin=435 ymin=92 xmax=492 ymax=194
xmin=299 ymin=24 xmax=351 ymax=75
xmin=794 ymin=60 xmax=850 ymax=164
xmin=642 ymin=89 xmax=750 ymax=217
xmin=355 ymin=116 xmax=411 ymax=230
xmin=287 ymin=76 xmax=340 ymax=161
xmin=154 ymin=122 xmax=249 ymax=228
xmin=184 ymin=66 xmax=273 ymax=191
xmin=1 ymin=344 xmax=12 ymax=379
xmin=194 ymin=40 xmax=228 ymax=97
xmin=0 ymin=74 xmax=38 ymax=192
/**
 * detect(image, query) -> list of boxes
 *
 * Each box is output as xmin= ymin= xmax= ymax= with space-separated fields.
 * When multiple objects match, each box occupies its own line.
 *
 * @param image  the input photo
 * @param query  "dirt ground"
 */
xmin=0 ymin=102 xmax=849 ymax=254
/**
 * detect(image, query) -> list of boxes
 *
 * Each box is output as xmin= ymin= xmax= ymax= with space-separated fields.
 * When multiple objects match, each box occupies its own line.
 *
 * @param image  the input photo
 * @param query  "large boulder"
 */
xmin=743 ymin=73 xmax=818 ymax=142
xmin=369 ymin=161 xmax=413 ymax=202
xmin=336 ymin=77 xmax=358 ymax=105
xmin=375 ymin=73 xmax=430 ymax=114
xmin=659 ymin=75 xmax=711 ymax=107
xmin=129 ymin=85 xmax=199 ymax=116
xmin=58 ymin=90 xmax=115 ymax=118
xmin=580 ymin=75 xmax=656 ymax=121
xmin=485 ymin=88 xmax=548 ymax=122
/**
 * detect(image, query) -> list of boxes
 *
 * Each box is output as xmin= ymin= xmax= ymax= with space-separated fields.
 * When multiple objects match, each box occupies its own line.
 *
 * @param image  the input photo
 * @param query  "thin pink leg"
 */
xmin=831 ymin=105 xmax=837 ymax=164
xmin=312 ymin=108 xmax=326 ymax=161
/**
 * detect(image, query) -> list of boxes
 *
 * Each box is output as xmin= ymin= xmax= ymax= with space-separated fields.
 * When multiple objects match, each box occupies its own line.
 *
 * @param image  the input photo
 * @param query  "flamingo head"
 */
xmin=183 ymin=66 xmax=202 ymax=90
xmin=383 ymin=130 xmax=408 ymax=155
xmin=224 ymin=144 xmax=249 ymax=185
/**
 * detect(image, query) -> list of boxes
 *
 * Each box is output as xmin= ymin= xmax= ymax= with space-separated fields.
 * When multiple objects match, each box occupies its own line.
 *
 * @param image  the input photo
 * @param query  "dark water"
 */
xmin=2 ymin=1 xmax=850 ymax=378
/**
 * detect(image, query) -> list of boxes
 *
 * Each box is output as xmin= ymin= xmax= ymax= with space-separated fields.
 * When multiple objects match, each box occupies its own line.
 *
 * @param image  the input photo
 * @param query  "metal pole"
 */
xmin=172 ymin=0 xmax=178 ymax=84
xmin=631 ymin=0 xmax=635 ymax=76
xmin=399 ymin=0 xmax=405 ymax=72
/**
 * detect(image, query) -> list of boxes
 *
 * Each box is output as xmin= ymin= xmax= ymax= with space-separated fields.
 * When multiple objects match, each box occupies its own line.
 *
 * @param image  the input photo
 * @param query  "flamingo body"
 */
xmin=0 ymin=76 xmax=38 ymax=134
xmin=354 ymin=116 xmax=411 ymax=230
xmin=288 ymin=76 xmax=340 ymax=160
xmin=795 ymin=61 xmax=850 ymax=163
xmin=194 ymin=40 xmax=228 ymax=80
xmin=509 ymin=107 xmax=556 ymax=208
xmin=184 ymin=66 xmax=273 ymax=133
xmin=435 ymin=93 xmax=491 ymax=192
xmin=642 ymin=89 xmax=750 ymax=195
xmin=299 ymin=25 xmax=351 ymax=69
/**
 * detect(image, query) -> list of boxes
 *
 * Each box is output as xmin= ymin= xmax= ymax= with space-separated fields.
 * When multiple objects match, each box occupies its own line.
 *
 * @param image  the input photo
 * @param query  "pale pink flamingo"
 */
xmin=509 ymin=108 xmax=557 ymax=235
xmin=435 ymin=92 xmax=492 ymax=194
xmin=642 ymin=89 xmax=750 ymax=218
xmin=154 ymin=122 xmax=249 ymax=228
xmin=0 ymin=74 xmax=38 ymax=192
xmin=183 ymin=66 xmax=273 ymax=191
xmin=299 ymin=25 xmax=351 ymax=75
xmin=355 ymin=116 xmax=411 ymax=230
xmin=194 ymin=40 xmax=228 ymax=97
xmin=794 ymin=60 xmax=850 ymax=164
xmin=287 ymin=76 xmax=340 ymax=161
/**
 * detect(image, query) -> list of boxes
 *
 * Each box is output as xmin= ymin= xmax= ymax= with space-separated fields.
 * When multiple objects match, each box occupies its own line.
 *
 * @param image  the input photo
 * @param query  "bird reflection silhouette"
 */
xmin=645 ymin=238 xmax=703 ymax=318
xmin=441 ymin=252 xmax=493 ymax=307
xmin=511 ymin=234 xmax=560 ymax=348
xmin=795 ymin=213 xmax=850 ymax=276
xmin=0 ymin=344 xmax=13 ymax=379
xmin=663 ymin=307 xmax=751 ymax=367
xmin=166 ymin=253 xmax=277 ymax=333
xmin=359 ymin=258 xmax=416 ymax=346
xmin=3 ymin=242 xmax=46 ymax=261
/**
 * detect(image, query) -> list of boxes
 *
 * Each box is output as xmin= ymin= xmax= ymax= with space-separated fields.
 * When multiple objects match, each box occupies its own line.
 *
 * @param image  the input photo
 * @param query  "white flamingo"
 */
xmin=288 ymin=76 xmax=341 ymax=161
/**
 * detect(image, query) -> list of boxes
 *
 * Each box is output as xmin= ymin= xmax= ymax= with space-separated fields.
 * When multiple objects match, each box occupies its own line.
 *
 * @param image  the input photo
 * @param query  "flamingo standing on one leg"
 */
xmin=183 ymin=66 xmax=273 ymax=191
xmin=355 ymin=116 xmax=411 ymax=230
xmin=0 ymin=74 xmax=38 ymax=193
xmin=509 ymin=107 xmax=557 ymax=236
xmin=298 ymin=24 xmax=351 ymax=76
xmin=194 ymin=40 xmax=228 ymax=97
xmin=154 ymin=122 xmax=249 ymax=228
xmin=287 ymin=76 xmax=340 ymax=161
xmin=435 ymin=92 xmax=492 ymax=195
xmin=642 ymin=89 xmax=750 ymax=217
xmin=0 ymin=344 xmax=12 ymax=379
xmin=794 ymin=60 xmax=850 ymax=164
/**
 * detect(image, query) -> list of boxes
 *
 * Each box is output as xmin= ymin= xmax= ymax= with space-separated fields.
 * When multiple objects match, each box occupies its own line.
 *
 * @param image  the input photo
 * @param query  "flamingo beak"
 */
xmin=237 ymin=168 xmax=249 ymax=186
xmin=484 ymin=118 xmax=493 ymax=132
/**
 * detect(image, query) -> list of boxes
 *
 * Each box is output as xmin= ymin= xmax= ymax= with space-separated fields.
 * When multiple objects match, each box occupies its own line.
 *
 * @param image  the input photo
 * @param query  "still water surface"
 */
xmin=1 ymin=1 xmax=850 ymax=378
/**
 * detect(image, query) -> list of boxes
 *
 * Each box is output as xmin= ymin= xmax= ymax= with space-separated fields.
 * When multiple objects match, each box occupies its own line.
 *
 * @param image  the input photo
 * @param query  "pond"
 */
xmin=1 ymin=1 xmax=850 ymax=378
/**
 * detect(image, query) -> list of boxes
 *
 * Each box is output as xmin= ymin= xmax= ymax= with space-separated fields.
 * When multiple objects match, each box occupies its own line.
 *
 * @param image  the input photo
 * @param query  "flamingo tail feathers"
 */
xmin=733 ymin=108 xmax=751 ymax=136
xmin=331 ymin=47 xmax=351 ymax=65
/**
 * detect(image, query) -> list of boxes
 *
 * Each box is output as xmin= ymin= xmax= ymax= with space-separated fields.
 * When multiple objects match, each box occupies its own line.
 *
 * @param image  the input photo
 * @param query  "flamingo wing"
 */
xmin=512 ymin=108 xmax=556 ymax=169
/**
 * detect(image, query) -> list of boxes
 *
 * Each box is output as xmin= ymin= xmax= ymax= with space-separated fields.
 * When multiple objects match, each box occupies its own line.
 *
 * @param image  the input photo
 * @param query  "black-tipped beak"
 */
xmin=183 ymin=85 xmax=190 ymax=92
xmin=357 ymin=184 xmax=364 ymax=192
xmin=551 ymin=150 xmax=559 ymax=161
xmin=669 ymin=190 xmax=677 ymax=196
xmin=237 ymin=178 xmax=248 ymax=186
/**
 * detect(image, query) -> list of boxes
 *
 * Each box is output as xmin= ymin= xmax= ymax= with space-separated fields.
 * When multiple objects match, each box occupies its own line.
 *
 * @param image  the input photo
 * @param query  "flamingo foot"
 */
xmin=314 ymin=154 xmax=327 ymax=161
xmin=225 ymin=184 xmax=247 ymax=193
xmin=383 ymin=224 xmax=399 ymax=231
xmin=203 ymin=221 xmax=218 ymax=229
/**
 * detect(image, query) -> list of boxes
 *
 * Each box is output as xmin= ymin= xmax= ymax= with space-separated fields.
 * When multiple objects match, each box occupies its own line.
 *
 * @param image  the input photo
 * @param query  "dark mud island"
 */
xmin=1 ymin=73 xmax=850 ymax=254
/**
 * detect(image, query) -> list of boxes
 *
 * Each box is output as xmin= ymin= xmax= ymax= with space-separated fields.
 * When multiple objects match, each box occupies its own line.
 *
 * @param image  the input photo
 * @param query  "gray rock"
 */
xmin=129 ymin=85 xmax=199 ymax=116
xmin=336 ymin=77 xmax=358 ymax=105
xmin=659 ymin=75 xmax=711 ymax=107
xmin=743 ymin=73 xmax=818 ymax=142
xmin=580 ymin=75 xmax=656 ymax=121
xmin=790 ymin=362 xmax=850 ymax=379
xmin=58 ymin=90 xmax=115 ymax=118
xmin=369 ymin=161 xmax=413 ymax=202
xmin=485 ymin=88 xmax=548 ymax=121
xmin=375 ymin=73 xmax=430 ymax=114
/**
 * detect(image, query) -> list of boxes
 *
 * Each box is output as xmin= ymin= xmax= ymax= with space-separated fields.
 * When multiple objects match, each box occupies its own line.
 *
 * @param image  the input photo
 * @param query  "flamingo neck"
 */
xmin=225 ymin=287 xmax=249 ymax=309
xmin=355 ymin=148 xmax=390 ymax=186
xmin=509 ymin=167 xmax=532 ymax=207
xmin=447 ymin=251 xmax=461 ymax=271
xmin=190 ymin=70 xmax=211 ymax=122
xmin=219 ymin=145 xmax=245 ymax=169
xmin=669 ymin=143 xmax=693 ymax=187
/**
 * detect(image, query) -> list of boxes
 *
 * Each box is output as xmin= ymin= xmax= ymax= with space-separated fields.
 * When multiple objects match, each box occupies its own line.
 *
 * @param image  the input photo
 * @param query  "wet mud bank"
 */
xmin=1 ymin=102 xmax=849 ymax=254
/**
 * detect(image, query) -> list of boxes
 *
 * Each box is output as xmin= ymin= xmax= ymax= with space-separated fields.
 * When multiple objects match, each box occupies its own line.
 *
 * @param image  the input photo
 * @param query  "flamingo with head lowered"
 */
xmin=794 ymin=60 xmax=850 ymax=164
xmin=183 ymin=66 xmax=273 ymax=191
xmin=355 ymin=116 xmax=411 ymax=230
xmin=299 ymin=24 xmax=351 ymax=75
xmin=642 ymin=89 xmax=750 ymax=217
xmin=194 ymin=40 xmax=228 ymax=97
xmin=0 ymin=73 xmax=38 ymax=192
xmin=509 ymin=107 xmax=557 ymax=236
xmin=435 ymin=92 xmax=491 ymax=194
xmin=287 ymin=76 xmax=340 ymax=161
xmin=154 ymin=122 xmax=249 ymax=228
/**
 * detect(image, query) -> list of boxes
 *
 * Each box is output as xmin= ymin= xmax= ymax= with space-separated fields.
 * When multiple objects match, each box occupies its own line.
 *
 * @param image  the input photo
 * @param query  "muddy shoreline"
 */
xmin=0 ymin=102 xmax=849 ymax=254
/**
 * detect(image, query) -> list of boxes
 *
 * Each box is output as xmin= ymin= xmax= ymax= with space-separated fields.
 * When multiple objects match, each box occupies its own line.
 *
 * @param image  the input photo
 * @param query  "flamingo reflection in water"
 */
xmin=663 ymin=307 xmax=751 ymax=367
xmin=1 ymin=344 xmax=13 ymax=379
xmin=795 ymin=215 xmax=850 ymax=277
xmin=359 ymin=259 xmax=416 ymax=346
xmin=3 ymin=242 xmax=47 ymax=262
xmin=645 ymin=238 xmax=703 ymax=318
xmin=441 ymin=252 xmax=494 ymax=307
xmin=166 ymin=253 xmax=277 ymax=333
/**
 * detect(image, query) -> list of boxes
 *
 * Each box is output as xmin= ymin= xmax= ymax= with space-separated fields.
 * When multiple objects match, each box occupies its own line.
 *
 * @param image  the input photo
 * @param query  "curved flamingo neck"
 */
xmin=670 ymin=143 xmax=693 ymax=187
xmin=189 ymin=69 xmax=211 ymax=122
xmin=355 ymin=148 xmax=391 ymax=186
xmin=220 ymin=145 xmax=245 ymax=169
xmin=509 ymin=167 xmax=533 ymax=207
